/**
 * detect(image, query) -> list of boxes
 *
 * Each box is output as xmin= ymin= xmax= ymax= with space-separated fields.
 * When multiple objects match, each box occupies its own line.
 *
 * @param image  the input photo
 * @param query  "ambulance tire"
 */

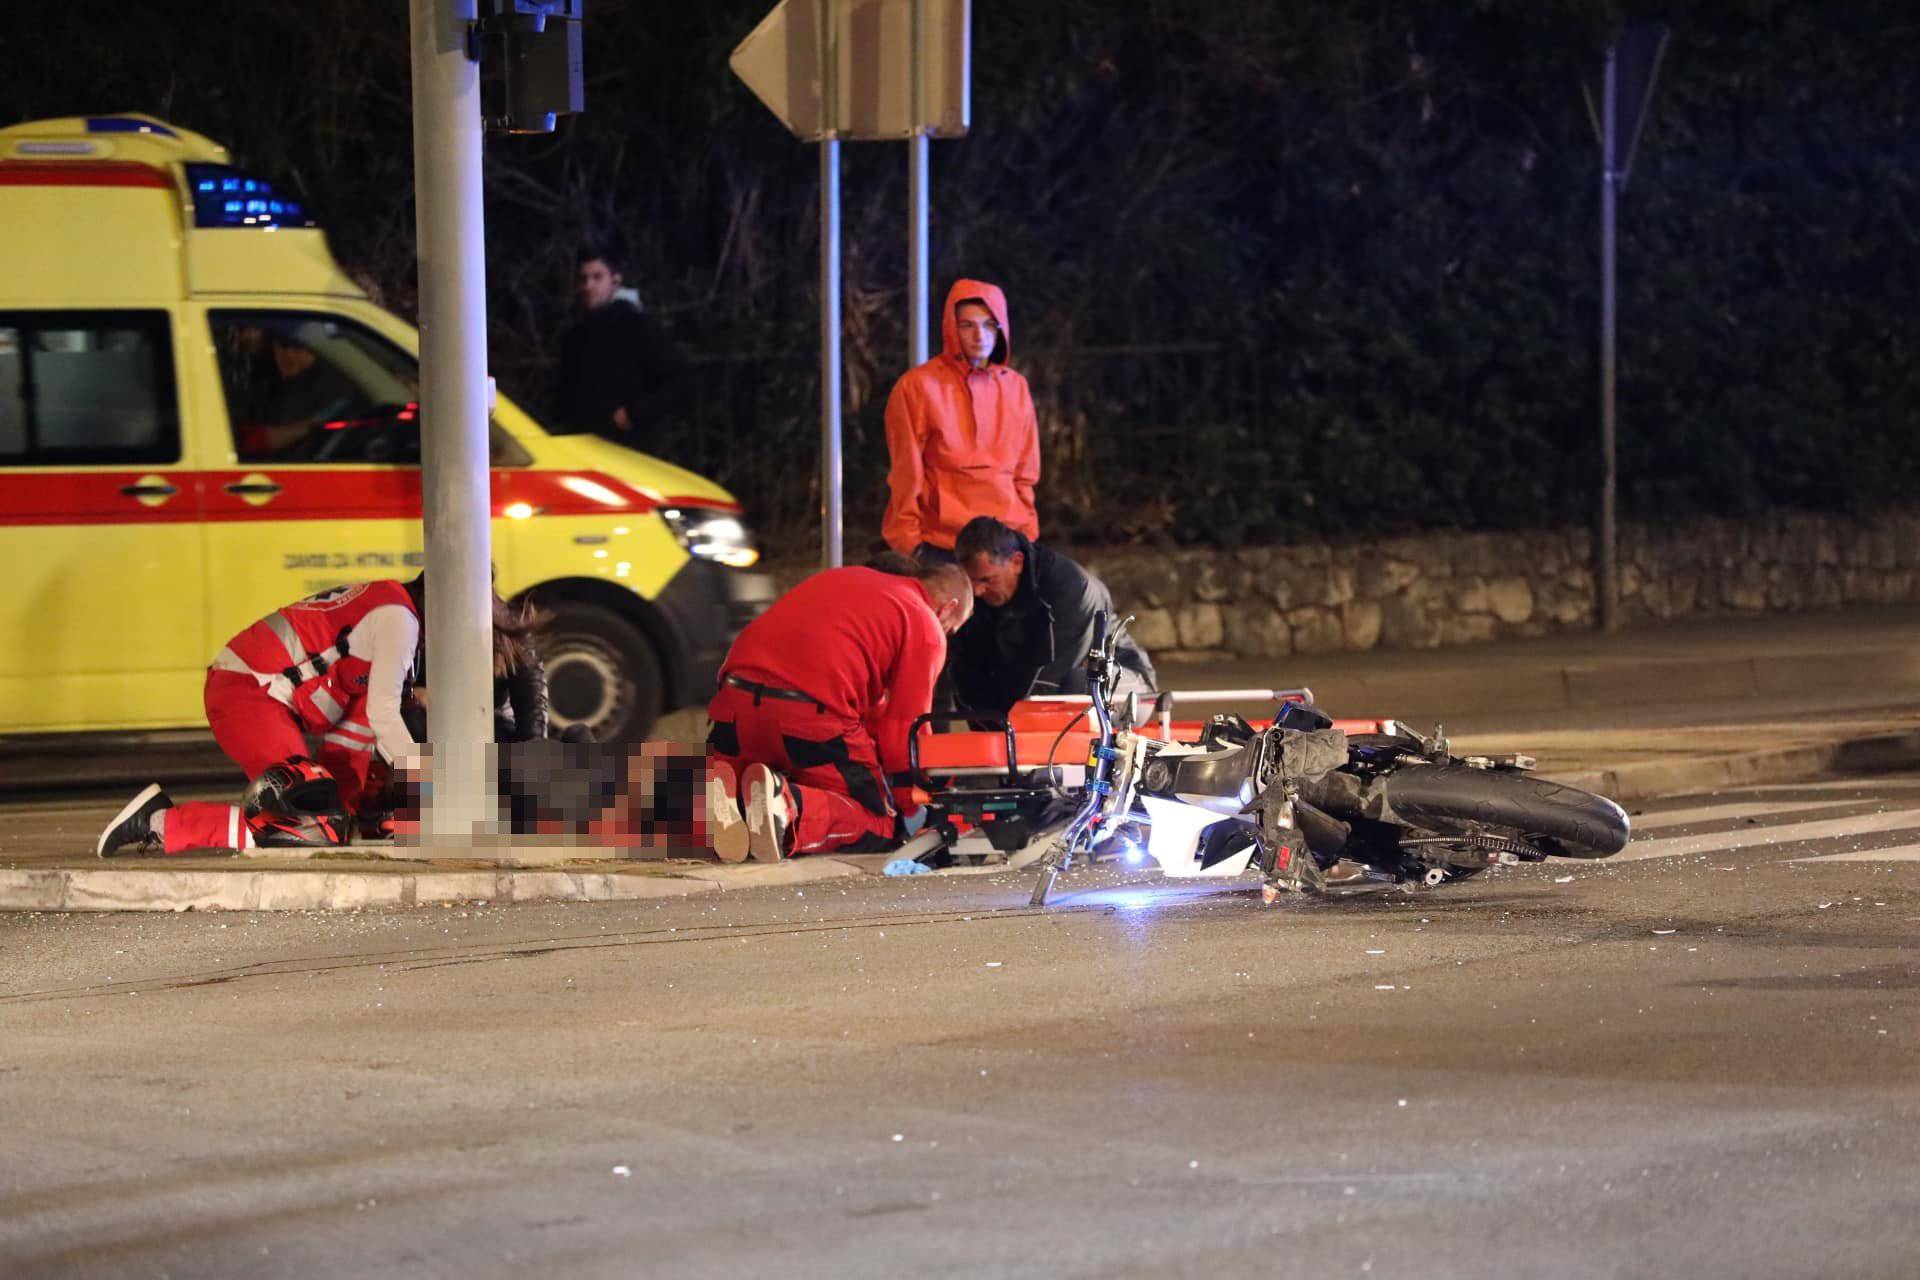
xmin=541 ymin=602 xmax=663 ymax=743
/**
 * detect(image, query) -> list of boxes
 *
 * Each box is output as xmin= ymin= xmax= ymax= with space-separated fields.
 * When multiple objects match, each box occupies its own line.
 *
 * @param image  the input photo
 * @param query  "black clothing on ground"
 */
xmin=947 ymin=533 xmax=1157 ymax=719
xmin=401 ymin=655 xmax=552 ymax=744
xmin=551 ymin=298 xmax=688 ymax=447
xmin=498 ymin=655 xmax=550 ymax=742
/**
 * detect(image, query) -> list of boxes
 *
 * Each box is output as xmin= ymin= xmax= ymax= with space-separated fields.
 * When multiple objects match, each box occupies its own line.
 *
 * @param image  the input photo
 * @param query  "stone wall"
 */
xmin=769 ymin=511 xmax=1920 ymax=661
xmin=1076 ymin=511 xmax=1920 ymax=661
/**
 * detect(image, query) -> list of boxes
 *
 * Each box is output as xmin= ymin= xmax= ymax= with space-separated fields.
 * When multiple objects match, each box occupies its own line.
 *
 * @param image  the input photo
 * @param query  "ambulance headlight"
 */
xmin=662 ymin=507 xmax=760 ymax=569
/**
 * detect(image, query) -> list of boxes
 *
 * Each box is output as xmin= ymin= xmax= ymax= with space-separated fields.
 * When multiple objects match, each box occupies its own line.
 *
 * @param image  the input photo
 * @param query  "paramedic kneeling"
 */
xmin=95 ymin=577 xmax=429 ymax=856
xmin=705 ymin=561 xmax=973 ymax=861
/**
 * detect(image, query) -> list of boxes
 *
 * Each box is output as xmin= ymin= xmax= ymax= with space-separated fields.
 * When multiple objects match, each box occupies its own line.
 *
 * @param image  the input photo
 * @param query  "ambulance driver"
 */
xmin=95 ymin=574 xmax=534 ymax=855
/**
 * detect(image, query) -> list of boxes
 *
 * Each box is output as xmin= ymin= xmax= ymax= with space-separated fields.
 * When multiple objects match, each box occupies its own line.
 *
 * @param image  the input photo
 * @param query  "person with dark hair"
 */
xmin=551 ymin=241 xmax=689 ymax=449
xmin=404 ymin=595 xmax=557 ymax=743
xmin=949 ymin=515 xmax=1157 ymax=719
xmin=704 ymin=561 xmax=974 ymax=860
xmin=882 ymin=278 xmax=1041 ymax=563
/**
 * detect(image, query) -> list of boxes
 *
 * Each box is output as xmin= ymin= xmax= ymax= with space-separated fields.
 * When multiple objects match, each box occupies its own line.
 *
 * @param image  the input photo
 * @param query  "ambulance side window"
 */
xmin=0 ymin=311 xmax=180 ymax=465
xmin=207 ymin=311 xmax=529 ymax=467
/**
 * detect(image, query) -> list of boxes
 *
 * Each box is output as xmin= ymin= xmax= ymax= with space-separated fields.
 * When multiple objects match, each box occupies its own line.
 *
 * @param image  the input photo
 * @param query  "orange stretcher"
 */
xmin=908 ymin=690 xmax=1389 ymax=789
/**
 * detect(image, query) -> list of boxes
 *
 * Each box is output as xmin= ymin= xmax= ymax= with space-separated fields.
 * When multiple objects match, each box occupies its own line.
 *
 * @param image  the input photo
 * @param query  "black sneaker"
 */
xmin=97 ymin=783 xmax=173 ymax=858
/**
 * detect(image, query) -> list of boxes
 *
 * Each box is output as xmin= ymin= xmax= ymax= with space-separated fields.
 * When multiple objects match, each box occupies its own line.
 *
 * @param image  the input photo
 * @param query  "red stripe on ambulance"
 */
xmin=0 ymin=469 xmax=738 ymax=526
xmin=0 ymin=160 xmax=172 ymax=189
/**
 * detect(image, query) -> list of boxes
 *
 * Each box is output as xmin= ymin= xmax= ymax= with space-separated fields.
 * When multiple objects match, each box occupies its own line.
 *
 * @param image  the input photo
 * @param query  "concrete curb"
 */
xmin=1550 ymin=730 xmax=1920 ymax=805
xmin=0 ymin=855 xmax=866 ymax=914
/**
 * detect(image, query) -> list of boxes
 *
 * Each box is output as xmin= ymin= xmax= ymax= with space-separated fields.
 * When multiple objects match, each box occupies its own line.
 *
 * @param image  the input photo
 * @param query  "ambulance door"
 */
xmin=196 ymin=307 xmax=426 ymax=644
xmin=0 ymin=307 xmax=208 ymax=732
xmin=195 ymin=307 xmax=514 ymax=646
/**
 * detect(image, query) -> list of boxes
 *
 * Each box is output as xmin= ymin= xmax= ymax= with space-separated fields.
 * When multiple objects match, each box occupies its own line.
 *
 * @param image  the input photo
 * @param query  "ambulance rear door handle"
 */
xmin=223 ymin=481 xmax=283 ymax=497
xmin=118 ymin=481 xmax=177 ymax=498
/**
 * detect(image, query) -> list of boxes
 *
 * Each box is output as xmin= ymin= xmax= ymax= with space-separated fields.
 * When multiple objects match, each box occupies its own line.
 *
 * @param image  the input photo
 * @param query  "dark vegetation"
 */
xmin=4 ymin=0 xmax=1916 ymax=551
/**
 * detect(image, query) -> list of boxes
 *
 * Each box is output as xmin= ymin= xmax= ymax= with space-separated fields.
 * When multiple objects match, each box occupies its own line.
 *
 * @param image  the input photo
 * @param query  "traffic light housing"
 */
xmin=477 ymin=1 xmax=585 ymax=134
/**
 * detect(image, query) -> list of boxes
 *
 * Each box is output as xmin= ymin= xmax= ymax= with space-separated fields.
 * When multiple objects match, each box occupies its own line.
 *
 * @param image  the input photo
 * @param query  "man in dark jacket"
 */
xmin=949 ymin=516 xmax=1156 ymax=719
xmin=551 ymin=244 xmax=689 ymax=449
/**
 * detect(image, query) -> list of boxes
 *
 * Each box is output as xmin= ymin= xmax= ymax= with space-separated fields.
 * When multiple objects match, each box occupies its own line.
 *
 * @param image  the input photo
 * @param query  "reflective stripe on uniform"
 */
xmin=308 ymin=686 xmax=347 ymax=724
xmin=226 ymin=807 xmax=240 ymax=849
xmin=265 ymin=612 xmax=311 ymax=668
xmin=322 ymin=732 xmax=374 ymax=754
xmin=212 ymin=647 xmax=298 ymax=710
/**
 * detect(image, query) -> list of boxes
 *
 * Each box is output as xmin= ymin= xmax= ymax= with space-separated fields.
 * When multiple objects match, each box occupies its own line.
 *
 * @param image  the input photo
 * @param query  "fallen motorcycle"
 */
xmin=906 ymin=615 xmax=1631 ymax=906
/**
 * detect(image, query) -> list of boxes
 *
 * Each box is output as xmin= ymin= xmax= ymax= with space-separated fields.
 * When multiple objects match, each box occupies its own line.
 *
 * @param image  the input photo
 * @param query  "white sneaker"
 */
xmin=708 ymin=765 xmax=749 ymax=863
xmin=743 ymin=763 xmax=792 ymax=861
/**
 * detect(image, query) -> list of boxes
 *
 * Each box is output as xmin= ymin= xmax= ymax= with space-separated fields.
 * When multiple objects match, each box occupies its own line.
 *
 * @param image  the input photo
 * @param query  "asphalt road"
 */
xmin=3 ymin=773 xmax=1919 ymax=1279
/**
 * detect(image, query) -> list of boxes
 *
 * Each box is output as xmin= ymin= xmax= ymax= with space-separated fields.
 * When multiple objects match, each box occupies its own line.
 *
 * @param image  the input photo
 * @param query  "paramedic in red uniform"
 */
xmin=704 ymin=561 xmax=974 ymax=861
xmin=96 ymin=577 xmax=428 ymax=856
xmin=882 ymin=278 xmax=1041 ymax=563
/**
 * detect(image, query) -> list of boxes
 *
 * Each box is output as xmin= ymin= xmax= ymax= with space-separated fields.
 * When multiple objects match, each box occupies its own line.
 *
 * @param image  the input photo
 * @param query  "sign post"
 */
xmin=908 ymin=0 xmax=931 ymax=367
xmin=731 ymin=0 xmax=971 ymax=568
xmin=819 ymin=0 xmax=845 ymax=568
xmin=1585 ymin=23 xmax=1669 ymax=632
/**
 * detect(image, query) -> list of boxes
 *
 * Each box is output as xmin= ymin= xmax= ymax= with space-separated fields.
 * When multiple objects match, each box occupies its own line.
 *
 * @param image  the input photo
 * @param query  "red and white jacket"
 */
xmin=212 ymin=580 xmax=420 ymax=765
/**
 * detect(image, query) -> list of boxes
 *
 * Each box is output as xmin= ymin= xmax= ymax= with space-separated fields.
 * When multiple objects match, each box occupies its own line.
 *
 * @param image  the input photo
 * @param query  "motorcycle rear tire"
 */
xmin=1375 ymin=764 xmax=1629 ymax=859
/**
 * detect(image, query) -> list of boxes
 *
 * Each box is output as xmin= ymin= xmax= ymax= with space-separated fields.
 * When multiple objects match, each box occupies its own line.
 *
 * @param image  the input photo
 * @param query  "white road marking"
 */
xmin=1790 ymin=843 xmax=1920 ymax=864
xmin=1630 ymin=798 xmax=1865 ymax=832
xmin=1618 ymin=808 xmax=1920 ymax=861
xmin=1742 ymin=778 xmax=1920 ymax=794
xmin=5 ymin=804 xmax=124 ymax=820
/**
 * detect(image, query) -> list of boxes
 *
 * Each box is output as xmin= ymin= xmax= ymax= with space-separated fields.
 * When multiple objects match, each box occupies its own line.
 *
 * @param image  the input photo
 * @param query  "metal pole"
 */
xmin=907 ymin=0 xmax=931 ymax=367
xmin=409 ymin=0 xmax=497 ymax=836
xmin=1598 ymin=41 xmax=1620 ymax=633
xmin=819 ymin=0 xmax=843 ymax=569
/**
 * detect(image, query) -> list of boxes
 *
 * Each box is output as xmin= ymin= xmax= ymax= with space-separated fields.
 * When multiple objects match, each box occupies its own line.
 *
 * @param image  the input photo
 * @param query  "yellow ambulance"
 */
xmin=0 ymin=113 xmax=770 ymax=742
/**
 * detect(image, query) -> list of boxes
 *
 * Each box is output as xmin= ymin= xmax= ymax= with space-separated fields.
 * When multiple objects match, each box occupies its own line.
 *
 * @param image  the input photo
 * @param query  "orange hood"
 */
xmin=941 ymin=278 xmax=1011 ymax=365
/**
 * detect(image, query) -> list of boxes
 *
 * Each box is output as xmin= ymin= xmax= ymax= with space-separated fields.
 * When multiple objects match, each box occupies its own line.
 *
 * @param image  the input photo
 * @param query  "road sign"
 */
xmin=731 ymin=0 xmax=971 ymax=140
xmin=731 ymin=0 xmax=972 ymax=568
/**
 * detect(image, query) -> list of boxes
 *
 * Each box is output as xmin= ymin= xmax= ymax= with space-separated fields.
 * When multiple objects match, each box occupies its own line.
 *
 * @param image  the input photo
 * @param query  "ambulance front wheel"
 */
xmin=541 ymin=602 xmax=663 ymax=742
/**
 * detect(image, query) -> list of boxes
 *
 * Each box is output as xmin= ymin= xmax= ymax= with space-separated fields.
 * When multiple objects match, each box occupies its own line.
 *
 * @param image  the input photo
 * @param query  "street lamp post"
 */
xmin=409 ymin=0 xmax=497 ymax=838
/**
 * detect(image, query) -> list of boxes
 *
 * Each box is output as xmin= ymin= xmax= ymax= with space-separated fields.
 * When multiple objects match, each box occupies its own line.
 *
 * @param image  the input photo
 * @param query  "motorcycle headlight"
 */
xmin=661 ymin=506 xmax=761 ymax=569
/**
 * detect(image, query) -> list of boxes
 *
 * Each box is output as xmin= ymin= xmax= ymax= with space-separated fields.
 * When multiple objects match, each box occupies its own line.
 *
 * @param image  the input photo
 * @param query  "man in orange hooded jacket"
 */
xmin=883 ymin=279 xmax=1041 ymax=561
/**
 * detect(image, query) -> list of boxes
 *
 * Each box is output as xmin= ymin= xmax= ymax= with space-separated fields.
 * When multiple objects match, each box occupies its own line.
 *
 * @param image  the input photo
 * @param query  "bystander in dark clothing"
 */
xmin=550 ymin=247 xmax=689 ymax=450
xmin=949 ymin=517 xmax=1156 ymax=720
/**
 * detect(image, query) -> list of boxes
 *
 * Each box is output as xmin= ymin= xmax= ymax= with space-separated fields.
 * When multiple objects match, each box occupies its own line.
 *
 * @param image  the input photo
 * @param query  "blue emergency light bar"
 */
xmin=182 ymin=162 xmax=313 ymax=229
xmin=85 ymin=116 xmax=180 ymax=138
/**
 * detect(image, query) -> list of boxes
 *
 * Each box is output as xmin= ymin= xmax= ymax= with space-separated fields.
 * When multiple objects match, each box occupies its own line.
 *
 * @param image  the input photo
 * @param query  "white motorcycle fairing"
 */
xmin=1140 ymin=795 xmax=1257 ymax=878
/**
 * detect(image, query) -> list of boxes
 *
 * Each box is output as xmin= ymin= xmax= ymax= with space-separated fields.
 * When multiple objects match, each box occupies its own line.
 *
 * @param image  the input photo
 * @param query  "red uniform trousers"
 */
xmin=161 ymin=669 xmax=381 ymax=854
xmin=706 ymin=683 xmax=897 ymax=855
